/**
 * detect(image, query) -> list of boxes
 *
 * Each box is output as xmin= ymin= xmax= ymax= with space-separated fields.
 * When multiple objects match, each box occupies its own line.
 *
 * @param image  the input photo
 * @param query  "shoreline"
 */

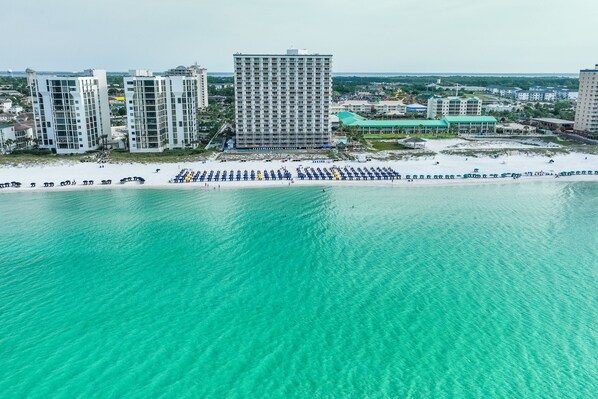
xmin=0 ymin=174 xmax=596 ymax=194
xmin=1 ymin=146 xmax=596 ymax=194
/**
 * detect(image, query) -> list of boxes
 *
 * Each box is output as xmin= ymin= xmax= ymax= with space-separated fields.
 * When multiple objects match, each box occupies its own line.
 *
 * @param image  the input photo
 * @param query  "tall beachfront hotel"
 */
xmin=124 ymin=65 xmax=207 ymax=152
xmin=234 ymin=49 xmax=332 ymax=149
xmin=574 ymin=64 xmax=598 ymax=134
xmin=27 ymin=69 xmax=111 ymax=154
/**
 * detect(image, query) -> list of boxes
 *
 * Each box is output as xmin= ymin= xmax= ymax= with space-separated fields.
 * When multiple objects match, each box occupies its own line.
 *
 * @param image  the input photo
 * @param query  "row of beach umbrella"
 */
xmin=172 ymin=168 xmax=293 ymax=183
xmin=296 ymin=166 xmax=400 ymax=181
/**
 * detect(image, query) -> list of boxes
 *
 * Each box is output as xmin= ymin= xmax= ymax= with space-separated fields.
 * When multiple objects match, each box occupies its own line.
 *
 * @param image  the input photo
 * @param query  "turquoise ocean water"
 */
xmin=0 ymin=183 xmax=596 ymax=398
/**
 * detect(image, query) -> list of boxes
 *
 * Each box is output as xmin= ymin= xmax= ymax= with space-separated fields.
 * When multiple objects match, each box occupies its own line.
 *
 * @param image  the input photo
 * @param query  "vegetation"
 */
xmin=332 ymin=75 xmax=578 ymax=97
xmin=108 ymin=148 xmax=213 ymax=163
xmin=368 ymin=141 xmax=407 ymax=151
xmin=0 ymin=152 xmax=87 ymax=166
xmin=487 ymin=101 xmax=575 ymax=123
xmin=363 ymin=133 xmax=457 ymax=139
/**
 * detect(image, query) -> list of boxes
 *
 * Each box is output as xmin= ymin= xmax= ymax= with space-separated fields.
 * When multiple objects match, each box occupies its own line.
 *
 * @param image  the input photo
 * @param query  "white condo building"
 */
xmin=234 ymin=49 xmax=332 ymax=149
xmin=165 ymin=64 xmax=208 ymax=109
xmin=27 ymin=69 xmax=110 ymax=154
xmin=125 ymin=66 xmax=205 ymax=152
xmin=373 ymin=100 xmax=406 ymax=115
xmin=427 ymin=97 xmax=482 ymax=119
xmin=574 ymin=64 xmax=598 ymax=134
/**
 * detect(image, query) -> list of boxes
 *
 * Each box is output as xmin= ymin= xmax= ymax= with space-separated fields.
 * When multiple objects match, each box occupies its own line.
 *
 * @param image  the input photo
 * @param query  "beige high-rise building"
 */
xmin=574 ymin=64 xmax=598 ymax=134
xmin=234 ymin=49 xmax=332 ymax=149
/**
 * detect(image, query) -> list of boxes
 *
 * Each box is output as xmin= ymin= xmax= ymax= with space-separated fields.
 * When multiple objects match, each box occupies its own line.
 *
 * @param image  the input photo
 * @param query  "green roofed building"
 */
xmin=443 ymin=116 xmax=498 ymax=134
xmin=337 ymin=112 xmax=497 ymax=135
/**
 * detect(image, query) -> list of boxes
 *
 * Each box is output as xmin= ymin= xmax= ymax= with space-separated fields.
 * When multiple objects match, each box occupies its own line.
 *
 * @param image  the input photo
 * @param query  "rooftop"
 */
xmin=337 ymin=111 xmax=447 ymax=128
xmin=530 ymin=117 xmax=574 ymax=124
xmin=374 ymin=100 xmax=405 ymax=106
xmin=443 ymin=116 xmax=498 ymax=123
xmin=580 ymin=65 xmax=598 ymax=73
xmin=342 ymin=100 xmax=370 ymax=105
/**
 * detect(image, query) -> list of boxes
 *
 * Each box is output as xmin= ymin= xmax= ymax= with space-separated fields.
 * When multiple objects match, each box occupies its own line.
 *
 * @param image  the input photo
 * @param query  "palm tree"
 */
xmin=4 ymin=138 xmax=14 ymax=153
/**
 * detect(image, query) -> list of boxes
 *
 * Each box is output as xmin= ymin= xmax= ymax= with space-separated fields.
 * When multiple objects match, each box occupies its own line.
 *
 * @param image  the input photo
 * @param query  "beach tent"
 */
xmin=401 ymin=137 xmax=427 ymax=149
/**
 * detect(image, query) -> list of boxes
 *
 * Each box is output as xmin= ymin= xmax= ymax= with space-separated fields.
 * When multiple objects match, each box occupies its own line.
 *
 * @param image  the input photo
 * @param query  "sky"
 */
xmin=3 ymin=0 xmax=598 ymax=73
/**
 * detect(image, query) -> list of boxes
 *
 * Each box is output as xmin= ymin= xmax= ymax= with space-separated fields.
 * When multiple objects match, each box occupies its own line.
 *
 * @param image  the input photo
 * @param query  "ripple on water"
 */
xmin=0 ymin=183 xmax=596 ymax=398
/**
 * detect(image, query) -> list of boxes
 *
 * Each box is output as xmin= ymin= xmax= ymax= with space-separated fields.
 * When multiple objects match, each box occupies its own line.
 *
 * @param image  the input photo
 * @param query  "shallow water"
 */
xmin=1 ymin=183 xmax=596 ymax=398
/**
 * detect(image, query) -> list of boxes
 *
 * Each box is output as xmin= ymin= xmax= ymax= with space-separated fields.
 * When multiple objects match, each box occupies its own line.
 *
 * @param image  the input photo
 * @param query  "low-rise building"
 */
xmin=16 ymin=112 xmax=33 ymax=122
xmin=443 ymin=116 xmax=497 ymax=135
xmin=0 ymin=113 xmax=17 ymax=122
xmin=8 ymin=105 xmax=23 ymax=114
xmin=373 ymin=100 xmax=406 ymax=115
xmin=554 ymin=89 xmax=578 ymax=100
xmin=13 ymin=123 xmax=34 ymax=148
xmin=405 ymin=103 xmax=427 ymax=113
xmin=496 ymin=123 xmax=537 ymax=135
xmin=0 ymin=123 xmax=16 ymax=152
xmin=336 ymin=111 xmax=496 ymax=135
xmin=516 ymin=90 xmax=556 ymax=102
xmin=531 ymin=117 xmax=574 ymax=131
xmin=483 ymin=103 xmax=517 ymax=113
xmin=331 ymin=103 xmax=346 ymax=114
xmin=342 ymin=100 xmax=372 ymax=114
xmin=485 ymin=86 xmax=521 ymax=97
xmin=1 ymin=98 xmax=12 ymax=112
xmin=427 ymin=97 xmax=482 ymax=119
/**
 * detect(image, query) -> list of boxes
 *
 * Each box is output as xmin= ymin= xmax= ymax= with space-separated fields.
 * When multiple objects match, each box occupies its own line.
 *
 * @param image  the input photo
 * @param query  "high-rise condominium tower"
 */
xmin=234 ymin=49 xmax=332 ymax=149
xmin=574 ymin=64 xmax=598 ymax=134
xmin=124 ymin=65 xmax=206 ymax=152
xmin=27 ymin=69 xmax=110 ymax=154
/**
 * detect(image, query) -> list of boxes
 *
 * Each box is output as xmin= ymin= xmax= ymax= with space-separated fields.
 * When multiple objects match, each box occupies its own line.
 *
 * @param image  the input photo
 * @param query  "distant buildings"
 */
xmin=373 ymin=100 xmax=406 ymax=115
xmin=1 ymin=98 xmax=11 ymax=112
xmin=27 ymin=69 xmax=111 ymax=154
xmin=486 ymin=85 xmax=578 ymax=102
xmin=331 ymin=100 xmax=406 ymax=115
xmin=125 ymin=65 xmax=206 ymax=152
xmin=485 ymin=86 xmax=521 ymax=97
xmin=8 ymin=105 xmax=23 ymax=114
xmin=483 ymin=103 xmax=517 ymax=113
xmin=234 ymin=49 xmax=332 ymax=149
xmin=516 ymin=90 xmax=556 ymax=102
xmin=574 ymin=64 xmax=598 ymax=134
xmin=339 ymin=100 xmax=372 ymax=114
xmin=426 ymin=97 xmax=482 ymax=119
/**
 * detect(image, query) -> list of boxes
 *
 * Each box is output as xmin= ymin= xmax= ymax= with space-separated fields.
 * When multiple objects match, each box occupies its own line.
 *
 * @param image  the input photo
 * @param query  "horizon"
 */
xmin=0 ymin=70 xmax=582 ymax=77
xmin=3 ymin=0 xmax=597 ymax=73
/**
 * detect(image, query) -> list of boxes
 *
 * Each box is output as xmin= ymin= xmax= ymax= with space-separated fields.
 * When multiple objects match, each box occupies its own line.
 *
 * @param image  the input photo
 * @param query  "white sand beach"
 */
xmin=1 ymin=145 xmax=596 ymax=192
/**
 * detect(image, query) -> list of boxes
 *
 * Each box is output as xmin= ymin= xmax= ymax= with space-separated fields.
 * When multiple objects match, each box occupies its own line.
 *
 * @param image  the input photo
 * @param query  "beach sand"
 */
xmin=1 ymin=148 xmax=596 ymax=192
